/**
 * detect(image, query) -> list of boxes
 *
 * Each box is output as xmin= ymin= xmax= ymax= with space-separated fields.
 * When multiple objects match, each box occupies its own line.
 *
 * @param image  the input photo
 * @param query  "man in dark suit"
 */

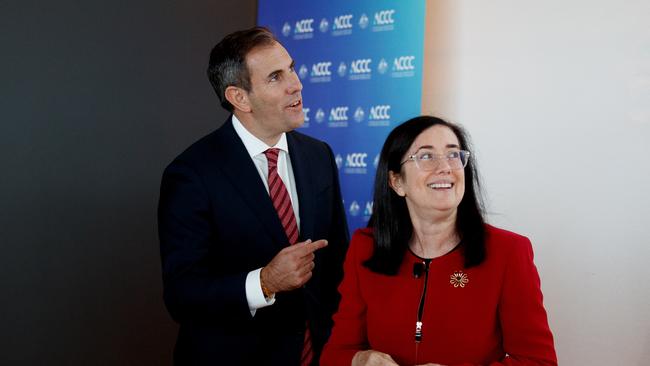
xmin=158 ymin=27 xmax=349 ymax=365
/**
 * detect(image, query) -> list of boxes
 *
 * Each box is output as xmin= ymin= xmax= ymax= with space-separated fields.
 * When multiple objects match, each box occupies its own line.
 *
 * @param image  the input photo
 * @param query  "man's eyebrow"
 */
xmin=266 ymin=60 xmax=295 ymax=79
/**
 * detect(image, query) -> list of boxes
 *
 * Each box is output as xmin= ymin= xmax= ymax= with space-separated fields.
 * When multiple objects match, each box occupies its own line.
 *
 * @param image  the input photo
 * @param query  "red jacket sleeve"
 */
xmin=487 ymin=237 xmax=557 ymax=366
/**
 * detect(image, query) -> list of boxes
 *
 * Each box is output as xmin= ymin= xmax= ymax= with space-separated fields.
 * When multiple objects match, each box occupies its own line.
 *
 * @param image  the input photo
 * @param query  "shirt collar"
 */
xmin=231 ymin=114 xmax=289 ymax=158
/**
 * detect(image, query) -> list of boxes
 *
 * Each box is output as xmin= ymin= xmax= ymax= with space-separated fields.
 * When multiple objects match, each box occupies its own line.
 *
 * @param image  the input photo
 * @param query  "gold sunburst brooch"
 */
xmin=450 ymin=271 xmax=469 ymax=288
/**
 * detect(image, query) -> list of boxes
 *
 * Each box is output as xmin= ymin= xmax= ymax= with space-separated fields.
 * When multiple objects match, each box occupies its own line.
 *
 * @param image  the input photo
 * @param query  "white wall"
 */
xmin=444 ymin=1 xmax=650 ymax=364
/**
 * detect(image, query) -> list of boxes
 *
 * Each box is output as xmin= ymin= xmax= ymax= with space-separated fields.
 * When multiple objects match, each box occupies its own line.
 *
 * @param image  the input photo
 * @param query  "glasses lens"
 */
xmin=415 ymin=151 xmax=469 ymax=171
xmin=448 ymin=152 xmax=462 ymax=170
xmin=449 ymin=151 xmax=469 ymax=169
xmin=416 ymin=151 xmax=435 ymax=171
xmin=458 ymin=151 xmax=469 ymax=168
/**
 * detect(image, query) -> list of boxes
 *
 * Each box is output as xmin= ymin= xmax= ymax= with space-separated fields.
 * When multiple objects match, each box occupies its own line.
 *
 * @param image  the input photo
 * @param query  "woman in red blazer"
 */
xmin=321 ymin=116 xmax=557 ymax=366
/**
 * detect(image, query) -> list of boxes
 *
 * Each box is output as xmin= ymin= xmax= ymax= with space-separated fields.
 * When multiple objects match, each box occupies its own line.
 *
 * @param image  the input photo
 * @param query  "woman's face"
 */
xmin=389 ymin=125 xmax=466 ymax=218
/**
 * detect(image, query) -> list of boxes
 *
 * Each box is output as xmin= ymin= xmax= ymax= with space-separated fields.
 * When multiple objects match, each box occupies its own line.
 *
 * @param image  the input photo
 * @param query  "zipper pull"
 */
xmin=415 ymin=321 xmax=423 ymax=343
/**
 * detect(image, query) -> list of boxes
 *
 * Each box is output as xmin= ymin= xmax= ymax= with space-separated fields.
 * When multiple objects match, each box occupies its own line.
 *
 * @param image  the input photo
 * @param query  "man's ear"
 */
xmin=388 ymin=171 xmax=406 ymax=197
xmin=224 ymin=86 xmax=251 ymax=113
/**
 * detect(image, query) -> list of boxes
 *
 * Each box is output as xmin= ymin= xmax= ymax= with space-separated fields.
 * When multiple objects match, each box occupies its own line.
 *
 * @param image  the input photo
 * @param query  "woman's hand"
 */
xmin=352 ymin=350 xmax=400 ymax=366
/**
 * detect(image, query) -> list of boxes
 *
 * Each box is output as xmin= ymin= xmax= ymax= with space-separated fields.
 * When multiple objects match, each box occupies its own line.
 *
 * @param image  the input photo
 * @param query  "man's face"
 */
xmin=244 ymin=42 xmax=304 ymax=138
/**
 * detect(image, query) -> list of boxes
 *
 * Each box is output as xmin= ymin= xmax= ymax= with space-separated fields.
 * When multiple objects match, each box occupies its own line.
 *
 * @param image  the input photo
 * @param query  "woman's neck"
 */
xmin=409 ymin=210 xmax=459 ymax=259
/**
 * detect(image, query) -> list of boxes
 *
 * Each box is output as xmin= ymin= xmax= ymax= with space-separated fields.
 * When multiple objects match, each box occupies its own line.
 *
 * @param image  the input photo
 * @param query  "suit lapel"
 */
xmin=213 ymin=118 xmax=288 ymax=248
xmin=287 ymin=132 xmax=315 ymax=241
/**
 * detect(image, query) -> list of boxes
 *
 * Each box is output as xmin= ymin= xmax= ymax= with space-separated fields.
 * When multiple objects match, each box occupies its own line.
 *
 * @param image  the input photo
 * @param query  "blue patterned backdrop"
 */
xmin=258 ymin=0 xmax=426 ymax=232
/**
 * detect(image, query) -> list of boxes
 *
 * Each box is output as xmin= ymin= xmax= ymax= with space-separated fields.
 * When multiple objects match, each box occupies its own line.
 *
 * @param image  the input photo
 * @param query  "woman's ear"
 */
xmin=224 ymin=86 xmax=252 ymax=113
xmin=388 ymin=170 xmax=406 ymax=197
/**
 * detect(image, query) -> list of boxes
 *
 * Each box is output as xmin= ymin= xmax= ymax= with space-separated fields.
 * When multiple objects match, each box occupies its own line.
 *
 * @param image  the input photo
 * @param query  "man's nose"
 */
xmin=287 ymin=71 xmax=302 ymax=93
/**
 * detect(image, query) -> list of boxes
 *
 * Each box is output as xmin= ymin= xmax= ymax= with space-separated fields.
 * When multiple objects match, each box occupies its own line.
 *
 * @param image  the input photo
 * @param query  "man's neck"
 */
xmin=234 ymin=112 xmax=282 ymax=146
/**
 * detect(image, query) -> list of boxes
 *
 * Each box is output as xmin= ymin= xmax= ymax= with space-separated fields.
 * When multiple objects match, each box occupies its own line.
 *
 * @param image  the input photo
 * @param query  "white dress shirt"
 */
xmin=231 ymin=114 xmax=301 ymax=316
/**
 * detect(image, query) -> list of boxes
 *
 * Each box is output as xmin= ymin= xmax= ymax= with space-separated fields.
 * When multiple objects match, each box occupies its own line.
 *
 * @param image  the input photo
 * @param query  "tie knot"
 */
xmin=264 ymin=148 xmax=280 ymax=168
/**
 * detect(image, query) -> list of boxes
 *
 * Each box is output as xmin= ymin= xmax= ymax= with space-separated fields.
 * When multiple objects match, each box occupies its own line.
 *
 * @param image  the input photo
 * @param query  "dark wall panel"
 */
xmin=0 ymin=1 xmax=256 ymax=364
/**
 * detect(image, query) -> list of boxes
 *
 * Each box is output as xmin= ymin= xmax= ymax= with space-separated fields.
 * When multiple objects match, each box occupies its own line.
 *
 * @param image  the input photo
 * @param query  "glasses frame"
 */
xmin=400 ymin=149 xmax=471 ymax=171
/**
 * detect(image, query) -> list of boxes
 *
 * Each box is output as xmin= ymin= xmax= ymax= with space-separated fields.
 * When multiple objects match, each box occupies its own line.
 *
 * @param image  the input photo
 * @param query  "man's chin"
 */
xmin=288 ymin=115 xmax=305 ymax=129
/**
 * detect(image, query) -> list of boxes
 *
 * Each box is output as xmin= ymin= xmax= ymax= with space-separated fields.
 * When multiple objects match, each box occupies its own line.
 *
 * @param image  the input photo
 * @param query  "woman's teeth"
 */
xmin=428 ymin=183 xmax=453 ymax=189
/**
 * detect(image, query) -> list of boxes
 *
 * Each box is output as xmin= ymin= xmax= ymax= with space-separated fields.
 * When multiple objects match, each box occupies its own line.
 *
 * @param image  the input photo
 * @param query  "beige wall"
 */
xmin=422 ymin=1 xmax=650 ymax=364
xmin=421 ymin=0 xmax=458 ymax=119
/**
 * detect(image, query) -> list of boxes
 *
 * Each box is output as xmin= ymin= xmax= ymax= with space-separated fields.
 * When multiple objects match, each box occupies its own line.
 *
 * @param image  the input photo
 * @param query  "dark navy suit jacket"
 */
xmin=158 ymin=117 xmax=349 ymax=365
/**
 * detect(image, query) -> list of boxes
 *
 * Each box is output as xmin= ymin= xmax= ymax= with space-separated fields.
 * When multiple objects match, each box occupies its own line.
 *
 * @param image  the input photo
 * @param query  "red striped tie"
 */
xmin=264 ymin=148 xmax=313 ymax=366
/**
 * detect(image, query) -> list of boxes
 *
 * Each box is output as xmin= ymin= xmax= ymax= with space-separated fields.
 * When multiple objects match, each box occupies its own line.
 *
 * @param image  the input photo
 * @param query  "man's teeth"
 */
xmin=428 ymin=183 xmax=452 ymax=189
xmin=289 ymin=100 xmax=300 ymax=107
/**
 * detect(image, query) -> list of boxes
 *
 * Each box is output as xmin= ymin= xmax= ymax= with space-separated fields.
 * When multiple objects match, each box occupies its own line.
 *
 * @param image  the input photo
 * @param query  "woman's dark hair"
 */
xmin=364 ymin=115 xmax=486 ymax=275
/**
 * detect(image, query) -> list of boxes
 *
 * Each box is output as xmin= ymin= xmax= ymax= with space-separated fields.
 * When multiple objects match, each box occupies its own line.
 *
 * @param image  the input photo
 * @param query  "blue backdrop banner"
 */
xmin=258 ymin=0 xmax=426 ymax=232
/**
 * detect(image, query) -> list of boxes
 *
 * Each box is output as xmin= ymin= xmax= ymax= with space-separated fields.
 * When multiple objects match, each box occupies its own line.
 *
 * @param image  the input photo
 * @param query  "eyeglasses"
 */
xmin=400 ymin=150 xmax=470 ymax=171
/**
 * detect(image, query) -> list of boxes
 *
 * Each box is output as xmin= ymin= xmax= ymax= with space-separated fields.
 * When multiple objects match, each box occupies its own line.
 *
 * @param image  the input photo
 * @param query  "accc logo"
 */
xmin=359 ymin=13 xmax=369 ymax=29
xmin=350 ymin=59 xmax=372 ymax=74
xmin=370 ymin=105 xmax=391 ymax=120
xmin=315 ymin=108 xmax=325 ymax=123
xmin=335 ymin=154 xmax=343 ymax=169
xmin=393 ymin=56 xmax=415 ymax=71
xmin=349 ymin=200 xmax=361 ymax=216
xmin=353 ymin=107 xmax=365 ymax=122
xmin=282 ymin=22 xmax=292 ymax=37
xmin=295 ymin=19 xmax=314 ymax=33
xmin=329 ymin=106 xmax=349 ymax=121
xmin=346 ymin=153 xmax=368 ymax=168
xmin=298 ymin=64 xmax=308 ymax=79
xmin=374 ymin=9 xmax=395 ymax=25
xmin=319 ymin=18 xmax=329 ymax=33
xmin=333 ymin=14 xmax=353 ymax=30
xmin=303 ymin=108 xmax=310 ymax=122
xmin=377 ymin=58 xmax=389 ymax=74
xmin=364 ymin=201 xmax=373 ymax=216
xmin=311 ymin=62 xmax=332 ymax=77
xmin=337 ymin=62 xmax=347 ymax=77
